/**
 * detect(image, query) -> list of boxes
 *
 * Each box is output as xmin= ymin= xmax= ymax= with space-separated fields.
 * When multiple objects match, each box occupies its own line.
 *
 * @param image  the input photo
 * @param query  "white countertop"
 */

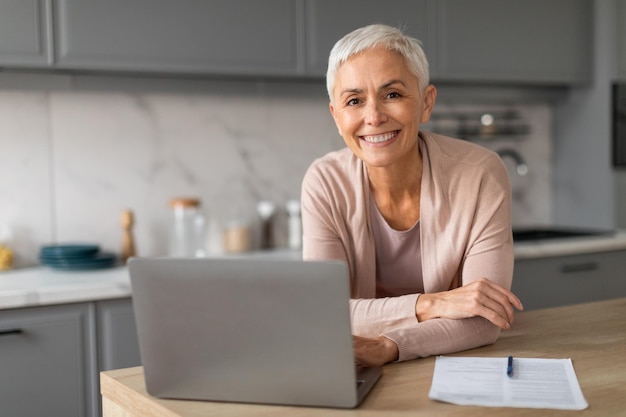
xmin=1 ymin=234 xmax=625 ymax=311
xmin=513 ymin=230 xmax=626 ymax=259
xmin=0 ymin=249 xmax=302 ymax=310
xmin=0 ymin=265 xmax=131 ymax=310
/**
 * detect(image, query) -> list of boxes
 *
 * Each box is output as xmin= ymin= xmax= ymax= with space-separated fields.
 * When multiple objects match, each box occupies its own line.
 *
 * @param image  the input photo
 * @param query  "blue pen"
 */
xmin=507 ymin=355 xmax=514 ymax=377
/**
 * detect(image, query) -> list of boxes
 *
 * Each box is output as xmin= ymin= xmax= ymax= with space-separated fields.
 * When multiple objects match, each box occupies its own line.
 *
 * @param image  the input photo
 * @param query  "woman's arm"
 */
xmin=416 ymin=277 xmax=522 ymax=330
xmin=353 ymin=167 xmax=521 ymax=363
xmin=302 ymin=150 xmax=521 ymax=364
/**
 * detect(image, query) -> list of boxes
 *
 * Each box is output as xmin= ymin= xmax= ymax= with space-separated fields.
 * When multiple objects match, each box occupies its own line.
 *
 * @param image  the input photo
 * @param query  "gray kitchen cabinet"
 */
xmin=0 ymin=0 xmax=595 ymax=84
xmin=304 ymin=0 xmax=591 ymax=84
xmin=0 ymin=303 xmax=97 ymax=417
xmin=0 ymin=0 xmax=52 ymax=67
xmin=432 ymin=0 xmax=592 ymax=84
xmin=96 ymin=298 xmax=141 ymax=372
xmin=53 ymin=0 xmax=299 ymax=76
xmin=512 ymin=249 xmax=626 ymax=310
xmin=304 ymin=0 xmax=432 ymax=76
xmin=96 ymin=298 xmax=141 ymax=417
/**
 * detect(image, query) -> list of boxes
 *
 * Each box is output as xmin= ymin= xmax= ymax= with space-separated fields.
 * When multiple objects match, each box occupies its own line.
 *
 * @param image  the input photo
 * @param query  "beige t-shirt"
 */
xmin=369 ymin=193 xmax=424 ymax=298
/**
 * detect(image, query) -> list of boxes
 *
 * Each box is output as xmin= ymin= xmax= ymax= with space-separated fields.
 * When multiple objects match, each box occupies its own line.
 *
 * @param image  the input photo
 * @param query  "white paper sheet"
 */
xmin=428 ymin=356 xmax=588 ymax=410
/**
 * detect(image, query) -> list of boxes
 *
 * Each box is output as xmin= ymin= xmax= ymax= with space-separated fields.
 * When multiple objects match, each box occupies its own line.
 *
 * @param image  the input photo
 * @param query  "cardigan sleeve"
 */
xmin=300 ymin=160 xmax=349 ymax=264
xmin=383 ymin=241 xmax=511 ymax=362
xmin=300 ymin=151 xmax=379 ymax=299
xmin=383 ymin=239 xmax=511 ymax=361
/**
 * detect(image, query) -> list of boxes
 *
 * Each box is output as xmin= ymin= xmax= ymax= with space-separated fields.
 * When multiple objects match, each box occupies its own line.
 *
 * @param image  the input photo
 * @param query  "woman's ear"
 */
xmin=329 ymin=101 xmax=343 ymax=136
xmin=420 ymin=85 xmax=438 ymax=123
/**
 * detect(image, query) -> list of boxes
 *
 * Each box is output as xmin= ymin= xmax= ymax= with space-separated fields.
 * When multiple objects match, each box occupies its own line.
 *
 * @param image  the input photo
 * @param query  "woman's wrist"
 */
xmin=415 ymin=293 xmax=437 ymax=322
xmin=380 ymin=336 xmax=399 ymax=363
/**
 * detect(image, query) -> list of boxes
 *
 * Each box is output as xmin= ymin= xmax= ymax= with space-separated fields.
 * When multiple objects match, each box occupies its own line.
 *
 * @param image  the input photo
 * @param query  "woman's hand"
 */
xmin=353 ymin=335 xmax=399 ymax=367
xmin=415 ymin=278 xmax=523 ymax=329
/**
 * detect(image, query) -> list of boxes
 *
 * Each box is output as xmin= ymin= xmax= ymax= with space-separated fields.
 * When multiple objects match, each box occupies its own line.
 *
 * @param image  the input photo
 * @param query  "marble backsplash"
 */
xmin=0 ymin=82 xmax=551 ymax=268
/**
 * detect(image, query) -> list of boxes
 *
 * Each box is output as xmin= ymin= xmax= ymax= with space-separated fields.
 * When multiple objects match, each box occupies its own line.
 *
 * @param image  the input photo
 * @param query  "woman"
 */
xmin=301 ymin=24 xmax=523 ymax=367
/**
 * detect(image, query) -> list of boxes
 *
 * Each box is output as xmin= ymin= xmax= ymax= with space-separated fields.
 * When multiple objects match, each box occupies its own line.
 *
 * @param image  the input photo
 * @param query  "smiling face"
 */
xmin=329 ymin=47 xmax=436 ymax=170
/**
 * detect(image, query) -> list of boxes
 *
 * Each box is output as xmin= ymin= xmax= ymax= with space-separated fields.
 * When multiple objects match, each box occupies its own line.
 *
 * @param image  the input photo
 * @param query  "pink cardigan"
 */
xmin=301 ymin=132 xmax=514 ymax=361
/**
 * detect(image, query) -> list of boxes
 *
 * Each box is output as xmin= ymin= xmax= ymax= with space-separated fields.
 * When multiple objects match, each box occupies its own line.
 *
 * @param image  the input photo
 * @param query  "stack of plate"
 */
xmin=39 ymin=244 xmax=118 ymax=271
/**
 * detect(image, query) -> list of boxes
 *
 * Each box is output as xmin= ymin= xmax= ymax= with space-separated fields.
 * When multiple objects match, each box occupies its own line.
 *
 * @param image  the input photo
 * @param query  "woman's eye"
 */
xmin=387 ymin=92 xmax=401 ymax=99
xmin=346 ymin=98 xmax=359 ymax=106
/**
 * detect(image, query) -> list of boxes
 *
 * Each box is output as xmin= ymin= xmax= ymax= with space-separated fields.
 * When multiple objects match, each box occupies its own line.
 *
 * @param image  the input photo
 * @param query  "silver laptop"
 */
xmin=128 ymin=257 xmax=382 ymax=408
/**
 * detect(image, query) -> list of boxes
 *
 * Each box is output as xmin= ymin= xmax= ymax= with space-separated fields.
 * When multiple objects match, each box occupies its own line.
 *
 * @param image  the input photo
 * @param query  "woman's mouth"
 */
xmin=360 ymin=130 xmax=399 ymax=144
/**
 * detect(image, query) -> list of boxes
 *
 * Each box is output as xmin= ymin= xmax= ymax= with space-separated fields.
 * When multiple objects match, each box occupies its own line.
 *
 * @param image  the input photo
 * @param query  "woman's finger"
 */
xmin=474 ymin=278 xmax=524 ymax=311
xmin=472 ymin=281 xmax=518 ymax=325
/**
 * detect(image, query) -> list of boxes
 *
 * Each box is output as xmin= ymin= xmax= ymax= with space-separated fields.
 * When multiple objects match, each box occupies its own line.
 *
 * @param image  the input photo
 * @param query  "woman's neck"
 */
xmin=367 ymin=146 xmax=423 ymax=202
xmin=367 ymin=145 xmax=423 ymax=230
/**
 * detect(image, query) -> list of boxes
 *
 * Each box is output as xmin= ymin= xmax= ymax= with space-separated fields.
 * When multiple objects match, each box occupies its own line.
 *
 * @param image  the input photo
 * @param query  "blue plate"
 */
xmin=40 ymin=251 xmax=105 ymax=261
xmin=40 ymin=252 xmax=116 ymax=265
xmin=40 ymin=244 xmax=100 ymax=258
xmin=40 ymin=252 xmax=118 ymax=270
xmin=44 ymin=259 xmax=118 ymax=271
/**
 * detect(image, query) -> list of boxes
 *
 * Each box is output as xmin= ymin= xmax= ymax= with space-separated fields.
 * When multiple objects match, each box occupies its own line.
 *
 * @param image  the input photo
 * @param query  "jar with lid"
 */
xmin=169 ymin=197 xmax=206 ymax=257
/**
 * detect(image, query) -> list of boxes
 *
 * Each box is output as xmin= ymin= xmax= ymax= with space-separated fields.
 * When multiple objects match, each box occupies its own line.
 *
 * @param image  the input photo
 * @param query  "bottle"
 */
xmin=169 ymin=198 xmax=206 ymax=257
xmin=286 ymin=200 xmax=302 ymax=250
xmin=256 ymin=200 xmax=276 ymax=250
xmin=120 ymin=209 xmax=137 ymax=263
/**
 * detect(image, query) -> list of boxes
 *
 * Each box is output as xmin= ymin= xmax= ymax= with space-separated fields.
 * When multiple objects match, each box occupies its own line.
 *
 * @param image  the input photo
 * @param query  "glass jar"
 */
xmin=222 ymin=218 xmax=251 ymax=254
xmin=221 ymin=205 xmax=252 ymax=254
xmin=169 ymin=197 xmax=206 ymax=257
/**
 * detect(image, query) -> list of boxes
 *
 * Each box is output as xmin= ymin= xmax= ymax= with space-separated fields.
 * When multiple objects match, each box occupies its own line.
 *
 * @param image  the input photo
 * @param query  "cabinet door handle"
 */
xmin=0 ymin=328 xmax=23 ymax=337
xmin=560 ymin=261 xmax=599 ymax=274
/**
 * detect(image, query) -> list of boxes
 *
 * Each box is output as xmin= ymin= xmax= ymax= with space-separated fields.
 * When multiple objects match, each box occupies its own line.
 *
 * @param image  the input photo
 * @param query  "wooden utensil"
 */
xmin=120 ymin=209 xmax=137 ymax=263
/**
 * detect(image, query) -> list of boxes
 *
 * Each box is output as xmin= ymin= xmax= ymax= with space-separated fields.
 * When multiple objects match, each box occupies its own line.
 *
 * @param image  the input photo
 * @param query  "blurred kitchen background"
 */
xmin=1 ymin=0 xmax=626 ymax=267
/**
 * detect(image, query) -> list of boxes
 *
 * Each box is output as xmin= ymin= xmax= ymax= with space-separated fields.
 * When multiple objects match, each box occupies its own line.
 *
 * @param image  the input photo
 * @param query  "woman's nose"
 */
xmin=364 ymin=100 xmax=387 ymax=125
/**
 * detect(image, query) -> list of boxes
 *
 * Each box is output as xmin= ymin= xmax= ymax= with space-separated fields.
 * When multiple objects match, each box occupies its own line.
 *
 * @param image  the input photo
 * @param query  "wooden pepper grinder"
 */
xmin=120 ymin=209 xmax=137 ymax=263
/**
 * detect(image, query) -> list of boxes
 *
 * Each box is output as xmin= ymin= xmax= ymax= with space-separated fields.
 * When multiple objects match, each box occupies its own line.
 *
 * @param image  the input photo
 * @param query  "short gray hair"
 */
xmin=326 ymin=24 xmax=430 ymax=101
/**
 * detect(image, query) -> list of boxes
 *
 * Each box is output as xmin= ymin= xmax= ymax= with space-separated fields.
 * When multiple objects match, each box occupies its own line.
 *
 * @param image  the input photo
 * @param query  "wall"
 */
xmin=552 ymin=0 xmax=617 ymax=229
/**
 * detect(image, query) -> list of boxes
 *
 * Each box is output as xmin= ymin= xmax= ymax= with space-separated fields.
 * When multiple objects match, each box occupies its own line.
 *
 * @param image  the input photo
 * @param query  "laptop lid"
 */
xmin=128 ymin=257 xmax=381 ymax=408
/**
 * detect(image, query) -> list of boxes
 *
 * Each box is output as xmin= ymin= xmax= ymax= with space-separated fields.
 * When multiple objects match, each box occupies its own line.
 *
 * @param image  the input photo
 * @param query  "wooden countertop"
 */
xmin=101 ymin=297 xmax=626 ymax=416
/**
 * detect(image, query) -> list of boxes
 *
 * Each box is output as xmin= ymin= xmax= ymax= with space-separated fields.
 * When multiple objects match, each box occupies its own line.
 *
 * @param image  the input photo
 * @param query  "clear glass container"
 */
xmin=169 ymin=197 xmax=206 ymax=257
xmin=286 ymin=199 xmax=302 ymax=250
xmin=222 ymin=218 xmax=251 ymax=254
xmin=222 ymin=205 xmax=251 ymax=254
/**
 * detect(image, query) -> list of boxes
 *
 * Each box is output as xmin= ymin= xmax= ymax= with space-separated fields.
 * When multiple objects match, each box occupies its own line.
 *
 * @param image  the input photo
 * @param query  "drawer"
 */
xmin=0 ymin=303 xmax=96 ymax=417
xmin=512 ymin=250 xmax=626 ymax=310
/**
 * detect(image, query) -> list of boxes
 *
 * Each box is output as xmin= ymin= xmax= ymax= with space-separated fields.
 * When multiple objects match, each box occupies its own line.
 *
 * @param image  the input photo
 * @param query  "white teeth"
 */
xmin=362 ymin=131 xmax=397 ymax=143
